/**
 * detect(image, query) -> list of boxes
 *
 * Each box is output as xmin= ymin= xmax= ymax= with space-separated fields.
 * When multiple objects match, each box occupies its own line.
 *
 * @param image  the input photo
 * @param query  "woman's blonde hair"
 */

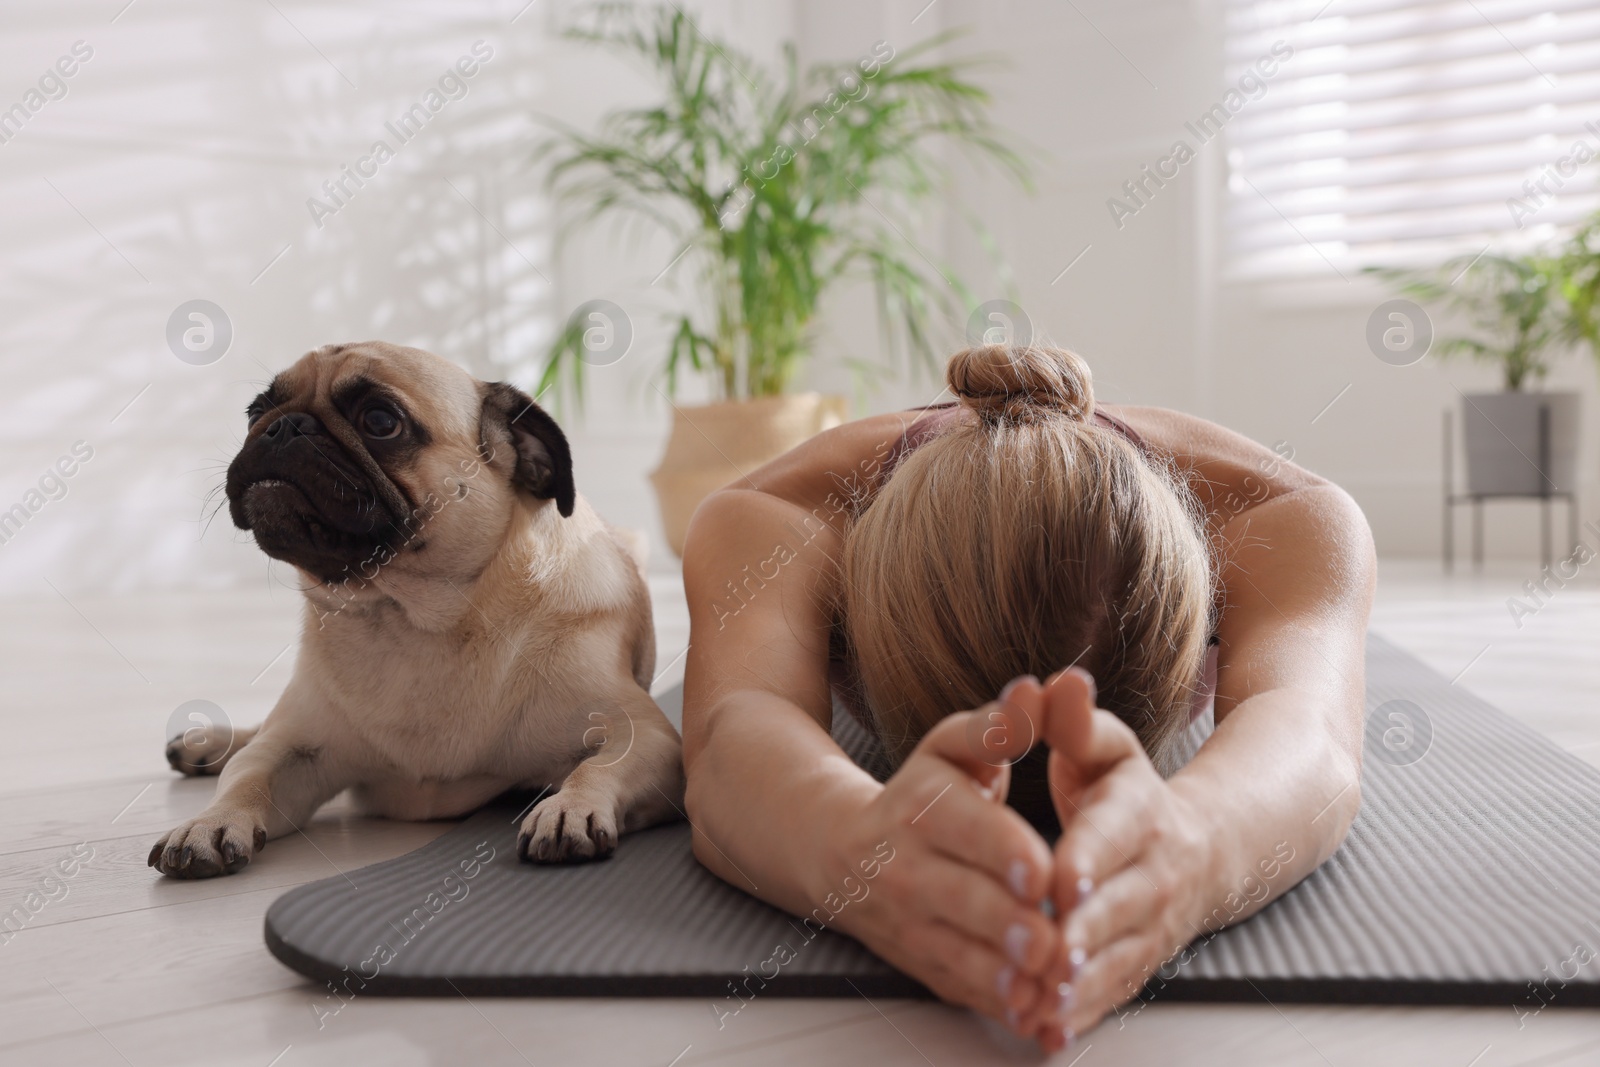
xmin=841 ymin=344 xmax=1213 ymax=776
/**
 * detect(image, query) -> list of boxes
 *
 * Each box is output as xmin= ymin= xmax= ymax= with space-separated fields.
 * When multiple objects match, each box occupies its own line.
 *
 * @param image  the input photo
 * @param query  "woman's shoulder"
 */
xmin=1103 ymin=404 xmax=1329 ymax=493
xmin=741 ymin=407 xmax=940 ymax=511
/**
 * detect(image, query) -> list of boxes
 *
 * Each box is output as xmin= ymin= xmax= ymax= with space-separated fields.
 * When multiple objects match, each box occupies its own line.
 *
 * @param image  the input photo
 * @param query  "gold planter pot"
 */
xmin=649 ymin=392 xmax=850 ymax=556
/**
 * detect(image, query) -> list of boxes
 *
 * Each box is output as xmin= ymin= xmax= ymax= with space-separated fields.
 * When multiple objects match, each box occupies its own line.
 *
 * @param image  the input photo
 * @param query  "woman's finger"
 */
xmin=905 ymin=680 xmax=1055 ymax=900
xmin=1014 ymin=873 xmax=1165 ymax=1039
xmin=1051 ymin=767 xmax=1158 ymax=913
xmin=903 ymin=854 xmax=1060 ymax=975
xmin=906 ymin=767 xmax=1056 ymax=907
xmin=1045 ymin=686 xmax=1146 ymax=794
xmin=1040 ymin=671 xmax=1148 ymax=840
xmin=897 ymin=918 xmax=1048 ymax=1033
xmin=918 ymin=674 xmax=1046 ymax=781
xmin=1061 ymin=864 xmax=1170 ymax=972
xmin=1060 ymin=931 xmax=1169 ymax=1041
xmin=1039 ymin=666 xmax=1095 ymax=763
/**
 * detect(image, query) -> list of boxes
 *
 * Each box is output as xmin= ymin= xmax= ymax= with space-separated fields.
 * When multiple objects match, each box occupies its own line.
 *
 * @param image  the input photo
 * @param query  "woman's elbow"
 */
xmin=1315 ymin=744 xmax=1363 ymax=861
xmin=1325 ymin=482 xmax=1378 ymax=599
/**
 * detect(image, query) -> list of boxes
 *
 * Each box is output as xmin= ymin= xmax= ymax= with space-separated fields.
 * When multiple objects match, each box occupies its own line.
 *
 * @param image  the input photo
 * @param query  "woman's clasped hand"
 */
xmin=820 ymin=668 xmax=1215 ymax=1052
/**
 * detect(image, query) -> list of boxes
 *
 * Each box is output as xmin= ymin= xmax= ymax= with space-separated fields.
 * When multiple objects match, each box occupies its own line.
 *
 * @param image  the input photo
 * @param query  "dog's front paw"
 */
xmin=165 ymin=724 xmax=236 ymax=776
xmin=148 ymin=811 xmax=266 ymax=879
xmin=517 ymin=791 xmax=617 ymax=864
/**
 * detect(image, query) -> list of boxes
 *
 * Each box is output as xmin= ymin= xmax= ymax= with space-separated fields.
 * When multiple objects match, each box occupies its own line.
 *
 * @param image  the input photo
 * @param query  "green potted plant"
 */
xmin=1371 ymin=252 xmax=1578 ymax=497
xmin=1558 ymin=215 xmax=1600 ymax=361
xmin=536 ymin=3 xmax=1026 ymax=553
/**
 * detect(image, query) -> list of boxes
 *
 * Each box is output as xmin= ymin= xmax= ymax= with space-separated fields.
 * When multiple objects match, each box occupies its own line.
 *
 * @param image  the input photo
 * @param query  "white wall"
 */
xmin=920 ymin=0 xmax=1600 ymax=563
xmin=0 ymin=0 xmax=1585 ymax=602
xmin=812 ymin=0 xmax=1600 ymax=563
xmin=0 ymin=0 xmax=791 ymax=596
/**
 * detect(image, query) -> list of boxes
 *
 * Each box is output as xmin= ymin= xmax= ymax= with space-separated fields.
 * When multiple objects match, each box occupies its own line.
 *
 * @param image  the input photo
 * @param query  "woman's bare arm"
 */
xmin=1116 ymin=403 xmax=1370 ymax=870
xmin=1039 ymin=406 xmax=1373 ymax=1036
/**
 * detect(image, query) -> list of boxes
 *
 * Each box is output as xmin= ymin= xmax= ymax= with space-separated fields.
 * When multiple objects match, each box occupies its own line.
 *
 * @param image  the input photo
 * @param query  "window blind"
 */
xmin=1224 ymin=0 xmax=1600 ymax=279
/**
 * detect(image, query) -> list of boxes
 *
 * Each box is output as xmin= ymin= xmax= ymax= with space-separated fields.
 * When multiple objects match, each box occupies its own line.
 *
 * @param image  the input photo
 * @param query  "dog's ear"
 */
xmin=481 ymin=383 xmax=575 ymax=518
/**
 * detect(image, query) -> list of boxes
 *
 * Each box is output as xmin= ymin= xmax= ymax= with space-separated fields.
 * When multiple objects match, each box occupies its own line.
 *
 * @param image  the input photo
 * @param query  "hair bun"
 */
xmin=947 ymin=344 xmax=1095 ymax=422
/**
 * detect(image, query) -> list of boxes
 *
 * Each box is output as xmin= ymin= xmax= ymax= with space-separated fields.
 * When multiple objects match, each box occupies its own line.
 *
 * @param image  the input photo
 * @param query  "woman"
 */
xmin=679 ymin=344 xmax=1373 ymax=1049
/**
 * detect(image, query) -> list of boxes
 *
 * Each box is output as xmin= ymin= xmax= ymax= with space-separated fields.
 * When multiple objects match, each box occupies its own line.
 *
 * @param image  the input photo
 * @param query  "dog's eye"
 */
xmin=360 ymin=407 xmax=401 ymax=439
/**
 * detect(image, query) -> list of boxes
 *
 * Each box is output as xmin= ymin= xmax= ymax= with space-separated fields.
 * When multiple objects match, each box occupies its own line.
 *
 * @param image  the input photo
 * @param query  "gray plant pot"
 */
xmin=1460 ymin=391 xmax=1580 ymax=496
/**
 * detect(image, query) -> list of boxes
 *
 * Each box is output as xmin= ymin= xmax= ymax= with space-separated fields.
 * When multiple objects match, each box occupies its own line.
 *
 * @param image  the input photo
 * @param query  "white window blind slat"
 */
xmin=1224 ymin=1 xmax=1600 ymax=277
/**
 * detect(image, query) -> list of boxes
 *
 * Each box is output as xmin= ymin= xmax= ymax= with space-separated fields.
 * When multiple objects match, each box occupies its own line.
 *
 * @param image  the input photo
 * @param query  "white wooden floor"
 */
xmin=2 ymin=562 xmax=1598 ymax=1066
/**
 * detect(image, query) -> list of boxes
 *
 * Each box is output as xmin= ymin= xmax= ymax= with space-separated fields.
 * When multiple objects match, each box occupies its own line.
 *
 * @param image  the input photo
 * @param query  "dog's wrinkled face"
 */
xmin=226 ymin=341 xmax=573 ymax=585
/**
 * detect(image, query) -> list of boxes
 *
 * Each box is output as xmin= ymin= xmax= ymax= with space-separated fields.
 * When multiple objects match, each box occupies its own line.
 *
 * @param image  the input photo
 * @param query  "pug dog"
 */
xmin=150 ymin=341 xmax=684 ymax=878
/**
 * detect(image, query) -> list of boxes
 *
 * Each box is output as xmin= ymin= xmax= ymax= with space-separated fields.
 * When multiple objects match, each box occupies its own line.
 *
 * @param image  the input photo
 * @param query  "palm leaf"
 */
xmin=534 ymin=3 xmax=1029 ymax=407
xmin=1364 ymin=253 xmax=1567 ymax=392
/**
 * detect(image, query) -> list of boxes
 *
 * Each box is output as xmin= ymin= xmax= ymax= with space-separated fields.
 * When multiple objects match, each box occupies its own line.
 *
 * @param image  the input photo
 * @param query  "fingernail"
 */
xmin=1068 ymin=944 xmax=1087 ymax=977
xmin=1008 ymin=858 xmax=1029 ymax=898
xmin=1004 ymin=922 xmax=1032 ymax=965
xmin=1057 ymin=981 xmax=1075 ymax=1013
xmin=996 ymin=965 xmax=1015 ymax=999
xmin=998 ymin=675 xmax=1038 ymax=704
xmin=1075 ymin=875 xmax=1094 ymax=903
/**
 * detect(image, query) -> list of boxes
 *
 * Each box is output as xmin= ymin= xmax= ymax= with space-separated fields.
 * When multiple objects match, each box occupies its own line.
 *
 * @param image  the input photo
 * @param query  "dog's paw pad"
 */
xmin=149 ymin=813 xmax=263 ymax=879
xmin=165 ymin=725 xmax=236 ymax=777
xmin=517 ymin=793 xmax=618 ymax=864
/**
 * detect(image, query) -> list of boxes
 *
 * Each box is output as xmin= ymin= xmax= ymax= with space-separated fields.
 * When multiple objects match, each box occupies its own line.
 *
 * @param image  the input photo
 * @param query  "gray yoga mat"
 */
xmin=265 ymin=634 xmax=1600 ymax=1008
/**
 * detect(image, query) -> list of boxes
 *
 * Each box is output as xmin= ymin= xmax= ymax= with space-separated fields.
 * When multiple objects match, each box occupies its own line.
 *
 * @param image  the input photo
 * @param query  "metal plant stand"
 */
xmin=1442 ymin=406 xmax=1578 ymax=572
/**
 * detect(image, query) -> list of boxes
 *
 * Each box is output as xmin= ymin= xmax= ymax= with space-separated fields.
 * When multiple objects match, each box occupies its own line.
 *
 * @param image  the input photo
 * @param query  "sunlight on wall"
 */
xmin=0 ymin=1 xmax=564 ymax=594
